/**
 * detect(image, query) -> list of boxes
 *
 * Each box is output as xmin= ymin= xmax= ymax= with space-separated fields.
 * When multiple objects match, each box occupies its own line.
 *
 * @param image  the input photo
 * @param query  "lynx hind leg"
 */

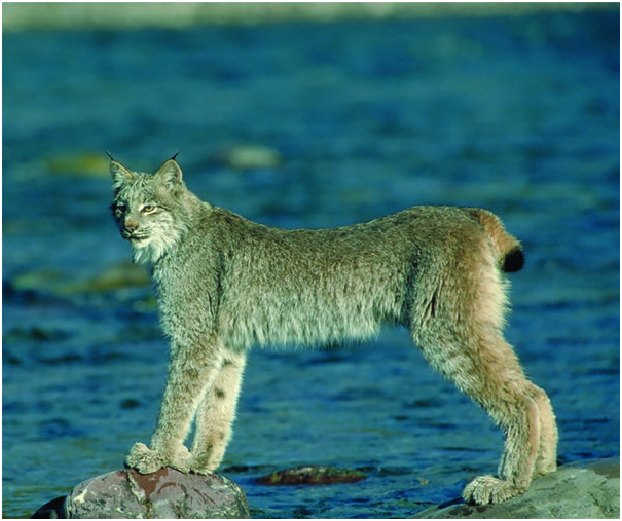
xmin=417 ymin=327 xmax=543 ymax=505
xmin=467 ymin=379 xmax=557 ymax=502
xmin=410 ymin=246 xmax=553 ymax=504
xmin=525 ymin=382 xmax=557 ymax=477
xmin=464 ymin=371 xmax=542 ymax=505
xmin=190 ymin=351 xmax=247 ymax=473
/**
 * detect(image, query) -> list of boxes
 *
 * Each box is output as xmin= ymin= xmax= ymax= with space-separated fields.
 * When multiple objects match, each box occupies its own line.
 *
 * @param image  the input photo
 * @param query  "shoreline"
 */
xmin=3 ymin=2 xmax=615 ymax=32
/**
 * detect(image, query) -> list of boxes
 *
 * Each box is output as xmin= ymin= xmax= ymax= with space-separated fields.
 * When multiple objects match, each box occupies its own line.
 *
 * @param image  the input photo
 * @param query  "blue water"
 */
xmin=3 ymin=10 xmax=619 ymax=518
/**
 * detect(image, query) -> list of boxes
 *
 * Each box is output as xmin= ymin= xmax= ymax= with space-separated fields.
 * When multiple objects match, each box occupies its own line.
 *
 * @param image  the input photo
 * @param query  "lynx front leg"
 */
xmin=125 ymin=337 xmax=224 ymax=475
xmin=191 ymin=351 xmax=247 ymax=473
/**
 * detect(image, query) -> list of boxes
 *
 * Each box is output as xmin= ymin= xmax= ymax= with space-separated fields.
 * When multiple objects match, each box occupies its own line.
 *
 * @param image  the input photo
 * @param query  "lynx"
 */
xmin=110 ymin=155 xmax=557 ymax=505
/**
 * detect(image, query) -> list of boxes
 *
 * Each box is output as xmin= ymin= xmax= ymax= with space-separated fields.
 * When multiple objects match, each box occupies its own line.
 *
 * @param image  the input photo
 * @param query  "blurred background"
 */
xmin=3 ymin=2 xmax=619 ymax=518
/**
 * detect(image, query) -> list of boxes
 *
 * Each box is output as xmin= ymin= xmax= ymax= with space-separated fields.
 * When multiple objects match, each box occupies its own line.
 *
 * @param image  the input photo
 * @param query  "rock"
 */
xmin=416 ymin=457 xmax=620 ymax=519
xmin=8 ymin=261 xmax=151 ymax=297
xmin=255 ymin=465 xmax=367 ymax=485
xmin=44 ymin=152 xmax=110 ymax=177
xmin=71 ymin=262 xmax=151 ymax=293
xmin=32 ymin=496 xmax=66 ymax=518
xmin=33 ymin=468 xmax=250 ymax=519
xmin=215 ymin=144 xmax=283 ymax=170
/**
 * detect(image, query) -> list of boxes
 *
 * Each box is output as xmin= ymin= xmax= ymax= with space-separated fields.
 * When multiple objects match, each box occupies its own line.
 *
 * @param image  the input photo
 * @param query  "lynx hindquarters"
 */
xmin=112 ymin=157 xmax=557 ymax=506
xmin=408 ymin=233 xmax=557 ymax=504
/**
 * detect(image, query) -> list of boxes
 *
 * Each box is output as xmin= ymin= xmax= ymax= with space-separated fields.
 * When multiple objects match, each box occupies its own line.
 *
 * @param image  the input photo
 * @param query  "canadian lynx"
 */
xmin=110 ymin=156 xmax=557 ymax=505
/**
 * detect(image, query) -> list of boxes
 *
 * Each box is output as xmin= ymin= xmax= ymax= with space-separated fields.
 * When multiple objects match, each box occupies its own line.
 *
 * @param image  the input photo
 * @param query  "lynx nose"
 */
xmin=123 ymin=219 xmax=139 ymax=234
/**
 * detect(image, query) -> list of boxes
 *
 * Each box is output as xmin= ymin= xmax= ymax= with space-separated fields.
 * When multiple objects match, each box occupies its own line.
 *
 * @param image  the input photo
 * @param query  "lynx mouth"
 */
xmin=122 ymin=231 xmax=150 ymax=245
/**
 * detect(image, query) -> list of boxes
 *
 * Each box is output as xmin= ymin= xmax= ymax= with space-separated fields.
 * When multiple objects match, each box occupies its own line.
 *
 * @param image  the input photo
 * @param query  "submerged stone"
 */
xmin=255 ymin=465 xmax=367 ymax=485
xmin=214 ymin=144 xmax=283 ymax=170
xmin=44 ymin=152 xmax=110 ymax=177
xmin=8 ymin=261 xmax=150 ymax=297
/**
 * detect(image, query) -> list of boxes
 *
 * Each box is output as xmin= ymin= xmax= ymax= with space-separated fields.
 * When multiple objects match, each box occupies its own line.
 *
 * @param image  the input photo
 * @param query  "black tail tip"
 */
xmin=503 ymin=247 xmax=524 ymax=272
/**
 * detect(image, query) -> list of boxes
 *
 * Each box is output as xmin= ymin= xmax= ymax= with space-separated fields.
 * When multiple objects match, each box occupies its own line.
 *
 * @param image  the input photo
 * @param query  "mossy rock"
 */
xmin=8 ymin=262 xmax=150 ymax=296
xmin=45 ymin=152 xmax=110 ymax=178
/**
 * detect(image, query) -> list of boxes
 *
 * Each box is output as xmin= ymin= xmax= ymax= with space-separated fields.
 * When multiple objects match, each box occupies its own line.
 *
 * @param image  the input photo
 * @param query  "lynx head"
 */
xmin=110 ymin=155 xmax=190 ymax=264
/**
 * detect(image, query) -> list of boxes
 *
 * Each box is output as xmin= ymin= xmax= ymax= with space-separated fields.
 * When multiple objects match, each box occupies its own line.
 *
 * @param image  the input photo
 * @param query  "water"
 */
xmin=3 ymin=10 xmax=619 ymax=518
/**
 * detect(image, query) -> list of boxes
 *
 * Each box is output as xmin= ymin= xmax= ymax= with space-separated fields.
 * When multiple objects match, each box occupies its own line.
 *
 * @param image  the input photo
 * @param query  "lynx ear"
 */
xmin=154 ymin=158 xmax=183 ymax=190
xmin=109 ymin=157 xmax=134 ymax=192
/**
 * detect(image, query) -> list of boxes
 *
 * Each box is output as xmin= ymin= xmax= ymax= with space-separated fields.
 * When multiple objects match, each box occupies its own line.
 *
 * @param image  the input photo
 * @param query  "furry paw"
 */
xmin=188 ymin=451 xmax=218 ymax=475
xmin=533 ymin=459 xmax=557 ymax=478
xmin=463 ymin=475 xmax=525 ymax=505
xmin=125 ymin=442 xmax=193 ymax=475
xmin=188 ymin=463 xmax=214 ymax=476
xmin=125 ymin=442 xmax=164 ymax=474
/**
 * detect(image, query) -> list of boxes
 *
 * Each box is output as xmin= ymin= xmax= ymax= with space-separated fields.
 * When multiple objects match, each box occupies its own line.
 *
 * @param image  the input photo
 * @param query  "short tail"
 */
xmin=465 ymin=208 xmax=524 ymax=273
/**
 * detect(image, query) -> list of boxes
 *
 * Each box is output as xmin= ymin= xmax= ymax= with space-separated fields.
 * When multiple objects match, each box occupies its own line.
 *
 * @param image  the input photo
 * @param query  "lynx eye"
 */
xmin=141 ymin=205 xmax=157 ymax=215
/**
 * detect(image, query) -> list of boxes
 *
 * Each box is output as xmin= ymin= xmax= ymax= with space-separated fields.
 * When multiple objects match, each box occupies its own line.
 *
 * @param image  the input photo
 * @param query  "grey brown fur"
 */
xmin=110 ymin=157 xmax=557 ymax=505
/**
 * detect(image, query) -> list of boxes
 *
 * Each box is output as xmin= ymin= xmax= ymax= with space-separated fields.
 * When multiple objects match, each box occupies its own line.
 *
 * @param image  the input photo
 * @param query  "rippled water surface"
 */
xmin=3 ymin=10 xmax=619 ymax=518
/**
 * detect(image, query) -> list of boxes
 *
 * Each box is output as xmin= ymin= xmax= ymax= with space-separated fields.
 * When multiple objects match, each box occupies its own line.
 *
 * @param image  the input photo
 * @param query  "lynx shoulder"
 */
xmin=110 ymin=156 xmax=556 ymax=506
